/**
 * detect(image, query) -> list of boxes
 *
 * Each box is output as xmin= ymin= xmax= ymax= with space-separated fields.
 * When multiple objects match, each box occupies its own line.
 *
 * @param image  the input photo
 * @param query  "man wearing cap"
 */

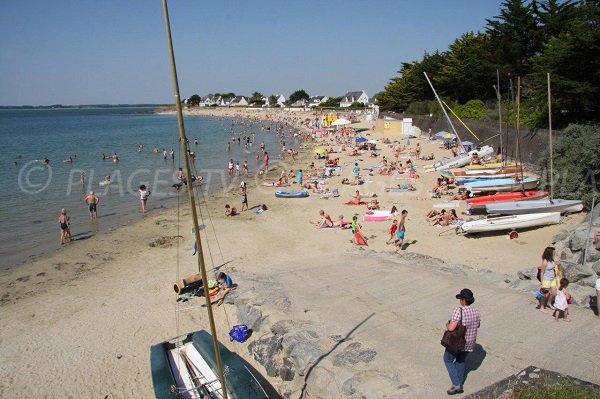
xmin=443 ymin=288 xmax=481 ymax=395
xmin=84 ymin=191 xmax=99 ymax=220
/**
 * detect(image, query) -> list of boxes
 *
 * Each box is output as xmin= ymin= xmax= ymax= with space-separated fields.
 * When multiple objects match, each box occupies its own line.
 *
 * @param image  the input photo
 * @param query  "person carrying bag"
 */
xmin=442 ymin=288 xmax=481 ymax=395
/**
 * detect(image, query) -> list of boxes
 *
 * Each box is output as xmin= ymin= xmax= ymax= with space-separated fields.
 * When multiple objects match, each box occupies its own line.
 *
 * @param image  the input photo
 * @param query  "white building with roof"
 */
xmin=340 ymin=90 xmax=369 ymax=107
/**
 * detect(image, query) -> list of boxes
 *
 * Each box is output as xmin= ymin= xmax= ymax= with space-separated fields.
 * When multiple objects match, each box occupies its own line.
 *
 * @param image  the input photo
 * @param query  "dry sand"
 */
xmin=0 ymin=108 xmax=596 ymax=398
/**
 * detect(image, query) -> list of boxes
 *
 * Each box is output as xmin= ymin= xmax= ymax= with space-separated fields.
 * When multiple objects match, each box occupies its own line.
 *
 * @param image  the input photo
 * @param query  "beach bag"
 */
xmin=536 ymin=289 xmax=544 ymax=300
xmin=441 ymin=308 xmax=466 ymax=353
xmin=229 ymin=324 xmax=249 ymax=343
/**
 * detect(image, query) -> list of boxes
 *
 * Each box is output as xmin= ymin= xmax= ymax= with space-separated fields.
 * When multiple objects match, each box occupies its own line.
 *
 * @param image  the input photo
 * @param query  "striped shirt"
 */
xmin=451 ymin=305 xmax=481 ymax=352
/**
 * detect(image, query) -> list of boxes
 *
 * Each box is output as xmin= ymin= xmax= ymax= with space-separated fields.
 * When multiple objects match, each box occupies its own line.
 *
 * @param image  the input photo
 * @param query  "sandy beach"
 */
xmin=1 ymin=108 xmax=597 ymax=398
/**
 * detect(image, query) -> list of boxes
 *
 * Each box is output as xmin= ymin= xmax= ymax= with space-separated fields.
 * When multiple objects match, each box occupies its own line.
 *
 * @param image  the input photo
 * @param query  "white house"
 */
xmin=340 ymin=90 xmax=369 ymax=108
xmin=199 ymin=95 xmax=218 ymax=107
xmin=290 ymin=98 xmax=308 ymax=107
xmin=307 ymin=96 xmax=329 ymax=108
xmin=276 ymin=94 xmax=286 ymax=107
xmin=229 ymin=96 xmax=249 ymax=107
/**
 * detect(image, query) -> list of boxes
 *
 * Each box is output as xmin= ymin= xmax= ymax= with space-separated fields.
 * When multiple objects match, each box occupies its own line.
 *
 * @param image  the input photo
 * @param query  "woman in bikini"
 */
xmin=58 ymin=208 xmax=72 ymax=245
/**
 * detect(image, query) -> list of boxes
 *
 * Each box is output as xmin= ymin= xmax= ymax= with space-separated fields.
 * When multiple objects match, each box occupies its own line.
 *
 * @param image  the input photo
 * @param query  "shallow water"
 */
xmin=0 ymin=108 xmax=298 ymax=269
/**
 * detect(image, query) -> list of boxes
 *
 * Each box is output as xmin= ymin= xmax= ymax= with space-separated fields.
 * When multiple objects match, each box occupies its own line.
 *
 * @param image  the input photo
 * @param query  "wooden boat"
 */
xmin=465 ymin=191 xmax=549 ymax=209
xmin=424 ymin=146 xmax=494 ymax=172
xmin=275 ymin=190 xmax=309 ymax=198
xmin=465 ymin=177 xmax=539 ymax=193
xmin=466 ymin=162 xmax=516 ymax=170
xmin=459 ymin=212 xmax=561 ymax=233
xmin=486 ymin=198 xmax=583 ymax=215
xmin=151 ymin=331 xmax=269 ymax=399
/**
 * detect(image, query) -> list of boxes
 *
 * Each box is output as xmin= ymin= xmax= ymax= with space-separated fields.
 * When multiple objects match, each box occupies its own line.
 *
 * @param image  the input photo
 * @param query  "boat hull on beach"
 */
xmin=464 ymin=177 xmax=539 ymax=193
xmin=425 ymin=146 xmax=494 ymax=171
xmin=150 ymin=330 xmax=269 ymax=399
xmin=459 ymin=212 xmax=561 ymax=234
xmin=465 ymin=191 xmax=549 ymax=209
xmin=486 ymin=199 xmax=583 ymax=215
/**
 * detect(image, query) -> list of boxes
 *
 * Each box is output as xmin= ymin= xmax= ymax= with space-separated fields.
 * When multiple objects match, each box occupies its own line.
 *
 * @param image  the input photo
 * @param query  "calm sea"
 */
xmin=0 ymin=108 xmax=298 ymax=269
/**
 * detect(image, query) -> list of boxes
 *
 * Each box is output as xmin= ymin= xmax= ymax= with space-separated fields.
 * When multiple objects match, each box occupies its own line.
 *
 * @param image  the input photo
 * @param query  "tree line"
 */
xmin=376 ymin=0 xmax=599 ymax=129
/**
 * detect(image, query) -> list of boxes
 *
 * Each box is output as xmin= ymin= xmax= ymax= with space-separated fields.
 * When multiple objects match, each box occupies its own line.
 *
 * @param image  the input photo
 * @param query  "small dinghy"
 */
xmin=486 ymin=198 xmax=583 ymax=215
xmin=275 ymin=191 xmax=309 ymax=198
xmin=465 ymin=177 xmax=539 ymax=193
xmin=458 ymin=212 xmax=560 ymax=234
xmin=465 ymin=191 xmax=549 ymax=209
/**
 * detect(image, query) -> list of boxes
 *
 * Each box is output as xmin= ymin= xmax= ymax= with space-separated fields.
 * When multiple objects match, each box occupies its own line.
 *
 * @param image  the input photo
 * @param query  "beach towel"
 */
xmin=344 ymin=201 xmax=367 ymax=205
xmin=355 ymin=232 xmax=368 ymax=246
xmin=385 ymin=185 xmax=416 ymax=192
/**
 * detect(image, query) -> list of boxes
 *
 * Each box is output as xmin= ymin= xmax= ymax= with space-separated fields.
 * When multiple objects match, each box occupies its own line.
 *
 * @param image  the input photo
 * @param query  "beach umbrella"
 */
xmin=355 ymin=137 xmax=367 ymax=143
xmin=331 ymin=118 xmax=351 ymax=126
xmin=436 ymin=131 xmax=456 ymax=140
xmin=314 ymin=147 xmax=326 ymax=155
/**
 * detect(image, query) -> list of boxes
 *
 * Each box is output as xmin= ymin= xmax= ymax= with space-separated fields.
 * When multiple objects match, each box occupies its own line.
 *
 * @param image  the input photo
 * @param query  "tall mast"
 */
xmin=423 ymin=72 xmax=464 ymax=151
xmin=495 ymin=69 xmax=503 ymax=165
xmin=161 ymin=1 xmax=229 ymax=398
xmin=515 ymin=77 xmax=526 ymax=191
xmin=547 ymin=73 xmax=554 ymax=199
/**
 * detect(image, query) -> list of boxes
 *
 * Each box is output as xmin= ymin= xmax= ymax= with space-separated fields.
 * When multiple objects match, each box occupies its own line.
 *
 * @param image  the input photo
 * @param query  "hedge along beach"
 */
xmin=0 ymin=107 xmax=300 ymax=269
xmin=1 ymin=106 xmax=598 ymax=398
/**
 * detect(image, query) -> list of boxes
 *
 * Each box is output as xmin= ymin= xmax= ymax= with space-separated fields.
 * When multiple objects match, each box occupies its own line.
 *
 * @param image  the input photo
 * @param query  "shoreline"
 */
xmin=1 ymin=107 xmax=596 ymax=398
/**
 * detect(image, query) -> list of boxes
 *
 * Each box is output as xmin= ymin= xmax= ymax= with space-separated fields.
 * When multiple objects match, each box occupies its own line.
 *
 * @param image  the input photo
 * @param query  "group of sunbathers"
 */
xmin=426 ymin=209 xmax=459 ymax=226
xmin=310 ymin=210 xmax=350 ymax=229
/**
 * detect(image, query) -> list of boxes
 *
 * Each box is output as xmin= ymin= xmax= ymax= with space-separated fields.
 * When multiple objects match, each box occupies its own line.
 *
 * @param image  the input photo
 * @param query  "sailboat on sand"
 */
xmin=484 ymin=74 xmax=583 ymax=216
xmin=150 ymin=2 xmax=270 ymax=398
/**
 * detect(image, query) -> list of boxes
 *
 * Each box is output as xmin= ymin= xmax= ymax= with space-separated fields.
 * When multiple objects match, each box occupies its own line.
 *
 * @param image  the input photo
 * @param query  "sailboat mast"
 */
xmin=496 ymin=69 xmax=503 ymax=165
xmin=161 ymin=1 xmax=229 ymax=398
xmin=547 ymin=73 xmax=554 ymax=199
xmin=423 ymin=72 xmax=464 ymax=151
xmin=515 ymin=77 xmax=526 ymax=191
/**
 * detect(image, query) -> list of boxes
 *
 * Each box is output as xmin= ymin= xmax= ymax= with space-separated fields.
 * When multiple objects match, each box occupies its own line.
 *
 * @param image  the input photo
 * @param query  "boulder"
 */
xmin=332 ymin=342 xmax=377 ymax=368
xmin=248 ymin=335 xmax=293 ymax=381
xmin=576 ymin=276 xmax=597 ymax=288
xmin=560 ymin=261 xmax=593 ymax=283
xmin=569 ymin=228 xmax=589 ymax=252
xmin=281 ymin=330 xmax=322 ymax=376
xmin=552 ymin=229 xmax=570 ymax=243
xmin=585 ymin=248 xmax=600 ymax=263
xmin=517 ymin=267 xmax=537 ymax=280
xmin=302 ymin=366 xmax=340 ymax=398
xmin=236 ymin=302 xmax=264 ymax=331
xmin=592 ymin=260 xmax=600 ymax=274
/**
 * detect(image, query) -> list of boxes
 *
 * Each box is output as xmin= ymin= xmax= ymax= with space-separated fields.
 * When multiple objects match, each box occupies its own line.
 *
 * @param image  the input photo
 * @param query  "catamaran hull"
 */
xmin=150 ymin=330 xmax=269 ymax=399
xmin=466 ymin=191 xmax=549 ymax=209
xmin=465 ymin=178 xmax=539 ymax=193
xmin=425 ymin=146 xmax=494 ymax=171
xmin=459 ymin=212 xmax=561 ymax=233
xmin=486 ymin=199 xmax=583 ymax=215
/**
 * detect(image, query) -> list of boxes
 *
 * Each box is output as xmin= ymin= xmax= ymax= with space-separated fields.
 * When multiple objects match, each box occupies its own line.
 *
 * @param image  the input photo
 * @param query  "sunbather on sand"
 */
xmin=310 ymin=210 xmax=334 ymax=228
xmin=225 ymin=204 xmax=237 ymax=216
xmin=332 ymin=214 xmax=350 ymax=228
xmin=367 ymin=199 xmax=380 ymax=210
xmin=302 ymin=180 xmax=319 ymax=193
xmin=429 ymin=209 xmax=446 ymax=225
xmin=350 ymin=190 xmax=362 ymax=205
xmin=450 ymin=190 xmax=471 ymax=200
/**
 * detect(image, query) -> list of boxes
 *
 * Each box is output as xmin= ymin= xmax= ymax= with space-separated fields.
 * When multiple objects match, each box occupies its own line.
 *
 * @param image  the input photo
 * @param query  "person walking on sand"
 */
xmin=84 ymin=191 xmax=99 ymax=220
xmin=241 ymin=185 xmax=248 ymax=212
xmin=138 ymin=185 xmax=151 ymax=214
xmin=395 ymin=210 xmax=408 ymax=252
xmin=58 ymin=208 xmax=72 ymax=245
xmin=539 ymin=246 xmax=559 ymax=313
xmin=353 ymin=162 xmax=360 ymax=185
xmin=443 ymin=288 xmax=481 ymax=395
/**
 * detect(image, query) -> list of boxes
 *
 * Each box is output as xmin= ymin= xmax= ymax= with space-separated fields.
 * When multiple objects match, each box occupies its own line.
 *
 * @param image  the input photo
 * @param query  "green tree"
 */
xmin=288 ymin=90 xmax=309 ymax=105
xmin=527 ymin=1 xmax=600 ymax=127
xmin=268 ymin=95 xmax=278 ymax=107
xmin=486 ymin=0 xmax=540 ymax=77
xmin=533 ymin=0 xmax=579 ymax=44
xmin=454 ymin=99 xmax=488 ymax=120
xmin=249 ymin=91 xmax=265 ymax=106
xmin=188 ymin=94 xmax=201 ymax=106
xmin=377 ymin=51 xmax=445 ymax=112
xmin=436 ymin=32 xmax=496 ymax=102
xmin=318 ymin=96 xmax=343 ymax=108
xmin=538 ymin=124 xmax=600 ymax=207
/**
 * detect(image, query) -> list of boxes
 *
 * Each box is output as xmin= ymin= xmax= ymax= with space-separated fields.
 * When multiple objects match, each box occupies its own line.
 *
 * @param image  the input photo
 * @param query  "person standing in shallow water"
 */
xmin=443 ymin=288 xmax=481 ymax=395
xmin=138 ymin=185 xmax=151 ymax=214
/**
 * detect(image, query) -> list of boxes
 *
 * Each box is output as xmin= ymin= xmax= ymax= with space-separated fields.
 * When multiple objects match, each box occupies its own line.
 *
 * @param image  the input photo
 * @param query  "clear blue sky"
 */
xmin=0 ymin=0 xmax=504 ymax=106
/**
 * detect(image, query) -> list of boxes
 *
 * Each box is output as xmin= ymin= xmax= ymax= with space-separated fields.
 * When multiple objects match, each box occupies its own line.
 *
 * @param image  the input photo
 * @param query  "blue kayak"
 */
xmin=275 ymin=191 xmax=309 ymax=198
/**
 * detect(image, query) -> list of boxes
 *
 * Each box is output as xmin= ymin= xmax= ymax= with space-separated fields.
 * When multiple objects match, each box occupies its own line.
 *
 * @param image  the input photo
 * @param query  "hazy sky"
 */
xmin=0 ymin=0 xmax=504 ymax=106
